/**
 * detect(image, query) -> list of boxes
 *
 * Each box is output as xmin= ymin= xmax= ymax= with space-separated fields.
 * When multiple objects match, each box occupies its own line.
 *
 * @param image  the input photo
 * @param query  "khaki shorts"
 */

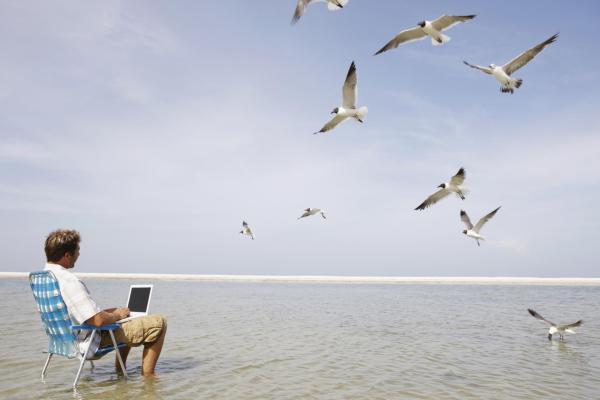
xmin=100 ymin=314 xmax=167 ymax=348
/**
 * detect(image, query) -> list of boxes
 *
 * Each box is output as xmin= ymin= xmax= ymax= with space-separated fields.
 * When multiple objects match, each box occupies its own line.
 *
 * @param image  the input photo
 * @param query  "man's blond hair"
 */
xmin=45 ymin=229 xmax=81 ymax=262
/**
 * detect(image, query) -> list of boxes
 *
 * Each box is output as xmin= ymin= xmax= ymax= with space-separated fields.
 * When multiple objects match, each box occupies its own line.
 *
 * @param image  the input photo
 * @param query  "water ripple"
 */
xmin=1 ymin=281 xmax=599 ymax=399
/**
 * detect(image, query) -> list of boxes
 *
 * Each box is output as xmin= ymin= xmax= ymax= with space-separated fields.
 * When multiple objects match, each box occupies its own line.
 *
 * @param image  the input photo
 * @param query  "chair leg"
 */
xmin=73 ymin=330 xmax=96 ymax=388
xmin=42 ymin=353 xmax=53 ymax=379
xmin=109 ymin=330 xmax=128 ymax=379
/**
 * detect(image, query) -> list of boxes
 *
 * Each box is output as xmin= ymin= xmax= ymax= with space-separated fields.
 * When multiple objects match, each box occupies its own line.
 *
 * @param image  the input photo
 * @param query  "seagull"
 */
xmin=291 ymin=0 xmax=348 ymax=25
xmin=314 ymin=61 xmax=368 ymax=134
xmin=374 ymin=14 xmax=476 ymax=55
xmin=460 ymin=207 xmax=500 ymax=246
xmin=528 ymin=309 xmax=583 ymax=341
xmin=463 ymin=33 xmax=558 ymax=94
xmin=239 ymin=221 xmax=255 ymax=240
xmin=415 ymin=168 xmax=467 ymax=211
xmin=298 ymin=208 xmax=327 ymax=219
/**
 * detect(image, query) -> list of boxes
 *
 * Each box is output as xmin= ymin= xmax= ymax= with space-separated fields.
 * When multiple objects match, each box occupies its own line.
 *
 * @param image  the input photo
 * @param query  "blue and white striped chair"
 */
xmin=29 ymin=271 xmax=128 ymax=387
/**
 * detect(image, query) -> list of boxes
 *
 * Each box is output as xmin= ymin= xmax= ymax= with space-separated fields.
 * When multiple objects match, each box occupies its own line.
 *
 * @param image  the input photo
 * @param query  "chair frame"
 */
xmin=30 ymin=271 xmax=128 ymax=387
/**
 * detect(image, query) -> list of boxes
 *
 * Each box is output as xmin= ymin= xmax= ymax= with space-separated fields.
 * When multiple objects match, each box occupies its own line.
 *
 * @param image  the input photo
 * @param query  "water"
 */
xmin=1 ymin=278 xmax=599 ymax=399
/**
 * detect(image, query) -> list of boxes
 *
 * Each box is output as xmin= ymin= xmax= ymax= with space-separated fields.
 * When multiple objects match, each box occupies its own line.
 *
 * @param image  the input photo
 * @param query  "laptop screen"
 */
xmin=128 ymin=287 xmax=152 ymax=312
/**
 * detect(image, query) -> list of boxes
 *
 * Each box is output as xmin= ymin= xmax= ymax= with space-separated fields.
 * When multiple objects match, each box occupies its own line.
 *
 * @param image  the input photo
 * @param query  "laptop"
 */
xmin=117 ymin=284 xmax=153 ymax=323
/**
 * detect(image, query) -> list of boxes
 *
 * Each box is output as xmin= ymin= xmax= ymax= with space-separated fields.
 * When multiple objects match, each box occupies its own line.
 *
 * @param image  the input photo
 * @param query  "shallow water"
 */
xmin=1 ymin=279 xmax=599 ymax=399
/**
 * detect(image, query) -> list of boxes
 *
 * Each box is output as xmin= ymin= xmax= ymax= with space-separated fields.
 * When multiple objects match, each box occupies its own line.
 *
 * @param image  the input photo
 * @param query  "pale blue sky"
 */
xmin=1 ymin=1 xmax=599 ymax=276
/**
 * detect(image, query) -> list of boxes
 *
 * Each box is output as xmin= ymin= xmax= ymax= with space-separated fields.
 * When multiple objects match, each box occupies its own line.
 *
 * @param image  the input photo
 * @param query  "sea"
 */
xmin=1 ymin=277 xmax=599 ymax=399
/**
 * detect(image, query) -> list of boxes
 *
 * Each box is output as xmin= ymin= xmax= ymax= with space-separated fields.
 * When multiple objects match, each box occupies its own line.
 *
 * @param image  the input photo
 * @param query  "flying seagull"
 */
xmin=415 ymin=168 xmax=467 ymax=211
xmin=298 ymin=208 xmax=327 ymax=219
xmin=240 ymin=221 xmax=255 ymax=240
xmin=291 ymin=0 xmax=348 ymax=25
xmin=315 ymin=61 xmax=368 ymax=134
xmin=460 ymin=207 xmax=500 ymax=246
xmin=463 ymin=33 xmax=558 ymax=94
xmin=528 ymin=309 xmax=583 ymax=341
xmin=374 ymin=14 xmax=476 ymax=55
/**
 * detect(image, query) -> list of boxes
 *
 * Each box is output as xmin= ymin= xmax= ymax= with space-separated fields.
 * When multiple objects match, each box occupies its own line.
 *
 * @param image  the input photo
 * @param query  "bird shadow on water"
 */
xmin=548 ymin=340 xmax=588 ymax=365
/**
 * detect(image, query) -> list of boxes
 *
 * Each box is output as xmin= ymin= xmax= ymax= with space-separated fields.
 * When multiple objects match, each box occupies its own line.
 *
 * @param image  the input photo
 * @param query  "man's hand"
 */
xmin=114 ymin=307 xmax=130 ymax=321
xmin=85 ymin=307 xmax=130 ymax=326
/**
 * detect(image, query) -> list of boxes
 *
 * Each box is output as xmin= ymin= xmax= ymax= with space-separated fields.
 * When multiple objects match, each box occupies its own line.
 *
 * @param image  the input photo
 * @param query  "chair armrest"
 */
xmin=71 ymin=323 xmax=121 ymax=331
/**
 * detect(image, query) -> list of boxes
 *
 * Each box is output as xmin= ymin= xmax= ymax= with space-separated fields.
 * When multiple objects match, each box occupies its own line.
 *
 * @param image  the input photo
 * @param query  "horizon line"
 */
xmin=2 ymin=272 xmax=600 ymax=285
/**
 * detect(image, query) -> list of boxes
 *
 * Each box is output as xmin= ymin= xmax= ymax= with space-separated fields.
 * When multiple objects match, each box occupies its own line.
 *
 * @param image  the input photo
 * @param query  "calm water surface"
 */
xmin=1 ymin=279 xmax=599 ymax=399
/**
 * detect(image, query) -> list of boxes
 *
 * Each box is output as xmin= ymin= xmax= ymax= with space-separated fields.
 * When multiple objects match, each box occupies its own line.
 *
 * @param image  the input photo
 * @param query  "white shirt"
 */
xmin=44 ymin=263 xmax=101 ymax=358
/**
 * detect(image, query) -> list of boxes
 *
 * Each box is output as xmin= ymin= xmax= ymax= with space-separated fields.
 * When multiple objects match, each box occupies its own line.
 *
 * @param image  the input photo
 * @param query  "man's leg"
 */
xmin=117 ymin=315 xmax=167 ymax=376
xmin=141 ymin=323 xmax=167 ymax=376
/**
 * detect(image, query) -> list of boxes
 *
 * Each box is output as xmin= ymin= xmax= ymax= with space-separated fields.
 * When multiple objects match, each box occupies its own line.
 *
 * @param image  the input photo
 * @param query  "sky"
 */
xmin=1 ymin=1 xmax=599 ymax=277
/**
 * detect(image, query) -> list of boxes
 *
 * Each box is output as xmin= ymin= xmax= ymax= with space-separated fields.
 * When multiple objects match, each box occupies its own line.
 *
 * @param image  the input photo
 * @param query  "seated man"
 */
xmin=43 ymin=229 xmax=167 ymax=376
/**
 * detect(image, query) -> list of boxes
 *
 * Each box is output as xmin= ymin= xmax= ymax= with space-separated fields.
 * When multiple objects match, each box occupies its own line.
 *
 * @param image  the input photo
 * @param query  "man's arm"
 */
xmin=85 ymin=308 xmax=130 ymax=327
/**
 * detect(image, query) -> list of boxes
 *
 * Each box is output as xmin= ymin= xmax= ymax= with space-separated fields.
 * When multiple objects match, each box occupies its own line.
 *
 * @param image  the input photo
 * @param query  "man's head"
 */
xmin=45 ymin=229 xmax=81 ymax=268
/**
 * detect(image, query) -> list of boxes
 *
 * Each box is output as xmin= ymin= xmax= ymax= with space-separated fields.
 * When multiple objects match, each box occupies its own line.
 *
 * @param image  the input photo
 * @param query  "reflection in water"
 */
xmin=550 ymin=340 xmax=588 ymax=365
xmin=156 ymin=355 xmax=202 ymax=374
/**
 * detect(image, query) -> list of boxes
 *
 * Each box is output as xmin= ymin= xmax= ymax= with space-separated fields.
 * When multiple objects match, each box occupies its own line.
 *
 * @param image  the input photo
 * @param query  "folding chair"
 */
xmin=29 ymin=271 xmax=128 ymax=387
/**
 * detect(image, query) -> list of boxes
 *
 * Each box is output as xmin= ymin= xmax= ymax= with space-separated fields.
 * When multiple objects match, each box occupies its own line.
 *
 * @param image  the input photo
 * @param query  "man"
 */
xmin=43 ymin=229 xmax=167 ymax=376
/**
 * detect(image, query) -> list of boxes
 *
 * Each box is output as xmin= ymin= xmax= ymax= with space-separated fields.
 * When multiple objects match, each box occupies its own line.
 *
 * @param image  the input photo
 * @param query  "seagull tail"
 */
xmin=432 ymin=34 xmax=451 ymax=46
xmin=355 ymin=106 xmax=368 ymax=122
xmin=328 ymin=0 xmax=348 ymax=11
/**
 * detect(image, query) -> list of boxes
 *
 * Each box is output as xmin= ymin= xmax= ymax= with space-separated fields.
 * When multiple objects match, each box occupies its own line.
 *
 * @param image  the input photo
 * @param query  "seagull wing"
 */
xmin=315 ymin=114 xmax=346 ymax=134
xmin=431 ymin=14 xmax=476 ymax=32
xmin=528 ymin=309 xmax=555 ymax=326
xmin=502 ymin=33 xmax=558 ymax=76
xmin=291 ymin=0 xmax=312 ymax=24
xmin=562 ymin=320 xmax=583 ymax=330
xmin=473 ymin=207 xmax=500 ymax=233
xmin=374 ymin=27 xmax=428 ymax=55
xmin=450 ymin=167 xmax=466 ymax=186
xmin=460 ymin=210 xmax=473 ymax=230
xmin=342 ymin=61 xmax=357 ymax=108
xmin=242 ymin=221 xmax=248 ymax=228
xmin=414 ymin=188 xmax=450 ymax=210
xmin=463 ymin=60 xmax=493 ymax=75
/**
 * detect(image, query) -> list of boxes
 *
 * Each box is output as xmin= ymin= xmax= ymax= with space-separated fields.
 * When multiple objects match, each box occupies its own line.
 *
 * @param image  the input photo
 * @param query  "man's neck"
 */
xmin=48 ymin=261 xmax=73 ymax=269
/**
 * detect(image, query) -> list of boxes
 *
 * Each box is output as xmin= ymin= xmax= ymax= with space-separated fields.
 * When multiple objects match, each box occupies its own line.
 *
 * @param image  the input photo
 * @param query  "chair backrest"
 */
xmin=29 ymin=271 xmax=78 ymax=358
